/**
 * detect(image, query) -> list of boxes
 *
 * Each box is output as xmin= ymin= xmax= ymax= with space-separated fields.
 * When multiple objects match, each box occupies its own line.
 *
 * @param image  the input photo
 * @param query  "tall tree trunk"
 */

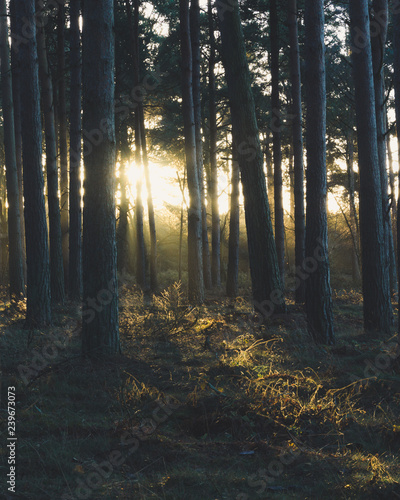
xmin=17 ymin=0 xmax=51 ymax=326
xmin=394 ymin=6 xmax=400 ymax=336
xmin=270 ymin=0 xmax=285 ymax=285
xmin=191 ymin=0 xmax=212 ymax=290
xmin=117 ymin=127 xmax=130 ymax=273
xmin=288 ymin=0 xmax=306 ymax=304
xmin=135 ymin=114 xmax=147 ymax=289
xmin=387 ymin=128 xmax=397 ymax=258
xmin=208 ymin=0 xmax=221 ymax=288
xmin=69 ymin=0 xmax=82 ymax=300
xmin=217 ymin=0 xmax=285 ymax=316
xmin=226 ymin=147 xmax=240 ymax=298
xmin=350 ymin=0 xmax=391 ymax=333
xmin=57 ymin=4 xmax=69 ymax=290
xmin=265 ymin=130 xmax=274 ymax=222
xmin=82 ymin=0 xmax=119 ymax=355
xmin=0 ymin=0 xmax=25 ymax=300
xmin=179 ymin=0 xmax=204 ymax=304
xmin=36 ymin=3 xmax=65 ymax=304
xmin=9 ymin=0 xmax=26 ymax=282
xmin=304 ymin=0 xmax=335 ymax=344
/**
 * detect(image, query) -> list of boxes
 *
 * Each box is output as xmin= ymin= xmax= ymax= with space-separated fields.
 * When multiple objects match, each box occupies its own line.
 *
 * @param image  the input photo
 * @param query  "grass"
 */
xmin=1 ymin=283 xmax=400 ymax=499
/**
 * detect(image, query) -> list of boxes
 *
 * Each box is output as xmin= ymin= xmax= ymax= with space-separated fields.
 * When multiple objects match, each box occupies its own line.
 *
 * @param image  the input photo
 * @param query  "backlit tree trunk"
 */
xmin=226 ymin=147 xmax=240 ymax=298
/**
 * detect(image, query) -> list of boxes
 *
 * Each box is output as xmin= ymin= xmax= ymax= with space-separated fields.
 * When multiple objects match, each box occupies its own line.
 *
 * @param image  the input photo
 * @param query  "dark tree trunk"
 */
xmin=82 ymin=0 xmax=119 ymax=355
xmin=69 ymin=0 xmax=82 ymax=300
xmin=395 ymin=6 xmax=400 ymax=335
xmin=226 ymin=147 xmax=240 ymax=298
xmin=36 ymin=3 xmax=65 ymax=304
xmin=191 ymin=0 xmax=212 ymax=290
xmin=17 ymin=0 xmax=51 ymax=326
xmin=270 ymin=0 xmax=285 ymax=285
xmin=208 ymin=0 xmax=221 ymax=288
xmin=9 ymin=0 xmax=26 ymax=282
xmin=217 ymin=0 xmax=285 ymax=316
xmin=304 ymin=0 xmax=335 ymax=344
xmin=180 ymin=0 xmax=204 ymax=304
xmin=288 ymin=0 xmax=305 ymax=303
xmin=265 ymin=130 xmax=274 ymax=221
xmin=350 ymin=0 xmax=391 ymax=333
xmin=0 ymin=0 xmax=25 ymax=300
xmin=117 ymin=127 xmax=130 ymax=274
xmin=57 ymin=4 xmax=69 ymax=290
xmin=135 ymin=114 xmax=147 ymax=289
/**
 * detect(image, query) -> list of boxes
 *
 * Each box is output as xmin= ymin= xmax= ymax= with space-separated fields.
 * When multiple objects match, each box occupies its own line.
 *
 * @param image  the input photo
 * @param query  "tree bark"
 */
xmin=0 ymin=0 xmax=25 ymax=300
xmin=82 ymin=0 xmax=119 ymax=355
xmin=304 ymin=0 xmax=335 ymax=344
xmin=350 ymin=0 xmax=391 ymax=332
xmin=217 ymin=0 xmax=285 ymax=316
xmin=36 ymin=2 xmax=65 ymax=304
xmin=394 ymin=5 xmax=400 ymax=336
xmin=17 ymin=0 xmax=51 ymax=326
xmin=226 ymin=147 xmax=240 ymax=298
xmin=69 ymin=0 xmax=83 ymax=300
xmin=180 ymin=0 xmax=204 ymax=304
xmin=288 ymin=0 xmax=305 ymax=304
xmin=270 ymin=0 xmax=285 ymax=285
xmin=208 ymin=0 xmax=221 ymax=288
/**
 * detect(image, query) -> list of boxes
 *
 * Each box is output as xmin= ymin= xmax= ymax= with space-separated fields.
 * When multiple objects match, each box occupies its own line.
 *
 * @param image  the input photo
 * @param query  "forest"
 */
xmin=0 ymin=0 xmax=400 ymax=498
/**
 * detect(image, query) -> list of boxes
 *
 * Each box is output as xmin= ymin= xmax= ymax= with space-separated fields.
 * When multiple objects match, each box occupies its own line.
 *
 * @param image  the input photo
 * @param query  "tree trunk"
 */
xmin=350 ymin=0 xmax=391 ymax=333
xmin=0 ymin=0 xmax=25 ymax=300
xmin=265 ymin=130 xmax=274 ymax=222
xmin=288 ymin=0 xmax=306 ymax=304
xmin=387 ymin=128 xmax=397 ymax=258
xmin=270 ymin=0 xmax=285 ymax=285
xmin=36 ymin=3 xmax=65 ymax=304
xmin=217 ymin=0 xmax=285 ymax=316
xmin=69 ymin=0 xmax=82 ymax=300
xmin=17 ymin=0 xmax=51 ymax=326
xmin=226 ymin=147 xmax=240 ymax=298
xmin=191 ymin=0 xmax=212 ymax=290
xmin=135 ymin=113 xmax=147 ymax=289
xmin=82 ymin=0 xmax=119 ymax=355
xmin=179 ymin=0 xmax=204 ymax=304
xmin=304 ymin=0 xmax=335 ymax=344
xmin=9 ymin=0 xmax=26 ymax=282
xmin=395 ymin=6 xmax=400 ymax=336
xmin=208 ymin=0 xmax=221 ymax=288
xmin=117 ymin=127 xmax=130 ymax=274
xmin=57 ymin=4 xmax=69 ymax=290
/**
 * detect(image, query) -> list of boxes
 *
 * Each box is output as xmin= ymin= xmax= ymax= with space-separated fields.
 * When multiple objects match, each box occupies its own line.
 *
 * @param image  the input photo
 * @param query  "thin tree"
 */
xmin=287 ymin=0 xmax=305 ymax=303
xmin=69 ymin=0 xmax=82 ymax=299
xmin=36 ymin=2 xmax=65 ymax=304
xmin=17 ymin=0 xmax=51 ymax=326
xmin=0 ymin=0 xmax=25 ymax=300
xmin=349 ymin=0 xmax=391 ymax=332
xmin=180 ymin=0 xmax=204 ymax=304
xmin=217 ymin=0 xmax=285 ymax=315
xmin=304 ymin=0 xmax=335 ymax=344
xmin=226 ymin=146 xmax=240 ymax=298
xmin=82 ymin=0 xmax=119 ymax=355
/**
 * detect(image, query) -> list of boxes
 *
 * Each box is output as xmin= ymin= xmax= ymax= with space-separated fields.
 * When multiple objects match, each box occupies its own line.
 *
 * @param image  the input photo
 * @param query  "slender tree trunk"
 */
xmin=350 ymin=0 xmax=391 ymax=332
xmin=135 ymin=113 xmax=147 ymax=289
xmin=180 ymin=0 xmax=204 ymax=304
xmin=17 ymin=0 xmax=51 ymax=326
xmin=226 ymin=148 xmax=240 ymax=298
xmin=82 ymin=0 xmax=119 ymax=355
xmin=69 ymin=0 xmax=82 ymax=300
xmin=57 ymin=4 xmax=69 ymax=290
xmin=394 ymin=6 xmax=400 ymax=336
xmin=0 ymin=0 xmax=25 ymax=300
xmin=36 ymin=3 xmax=65 ymax=304
xmin=270 ymin=0 xmax=285 ymax=285
xmin=304 ymin=0 xmax=335 ymax=344
xmin=177 ymin=172 xmax=186 ymax=282
xmin=208 ymin=0 xmax=221 ymax=288
xmin=191 ymin=0 xmax=212 ymax=290
xmin=217 ymin=0 xmax=285 ymax=316
xmin=117 ymin=127 xmax=130 ymax=273
xmin=387 ymin=129 xmax=397 ymax=258
xmin=265 ymin=130 xmax=274 ymax=222
xmin=9 ymin=0 xmax=26 ymax=282
xmin=288 ymin=0 xmax=306 ymax=303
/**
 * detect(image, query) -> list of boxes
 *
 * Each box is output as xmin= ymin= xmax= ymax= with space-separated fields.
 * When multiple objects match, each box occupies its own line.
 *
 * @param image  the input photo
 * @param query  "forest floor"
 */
xmin=1 ymin=282 xmax=400 ymax=499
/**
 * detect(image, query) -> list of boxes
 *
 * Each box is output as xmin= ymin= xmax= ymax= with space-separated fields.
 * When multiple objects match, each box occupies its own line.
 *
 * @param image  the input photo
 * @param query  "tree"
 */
xmin=226 ymin=146 xmax=240 ymax=298
xmin=217 ymin=0 xmax=285 ymax=316
xmin=82 ymin=0 xmax=119 ymax=355
xmin=270 ymin=0 xmax=285 ymax=285
xmin=349 ymin=0 xmax=391 ymax=332
xmin=69 ymin=0 xmax=83 ymax=300
xmin=287 ymin=0 xmax=305 ymax=303
xmin=304 ymin=0 xmax=335 ymax=344
xmin=179 ymin=0 xmax=204 ymax=304
xmin=0 ymin=0 xmax=25 ymax=300
xmin=36 ymin=1 xmax=65 ymax=304
xmin=17 ymin=0 xmax=51 ymax=326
